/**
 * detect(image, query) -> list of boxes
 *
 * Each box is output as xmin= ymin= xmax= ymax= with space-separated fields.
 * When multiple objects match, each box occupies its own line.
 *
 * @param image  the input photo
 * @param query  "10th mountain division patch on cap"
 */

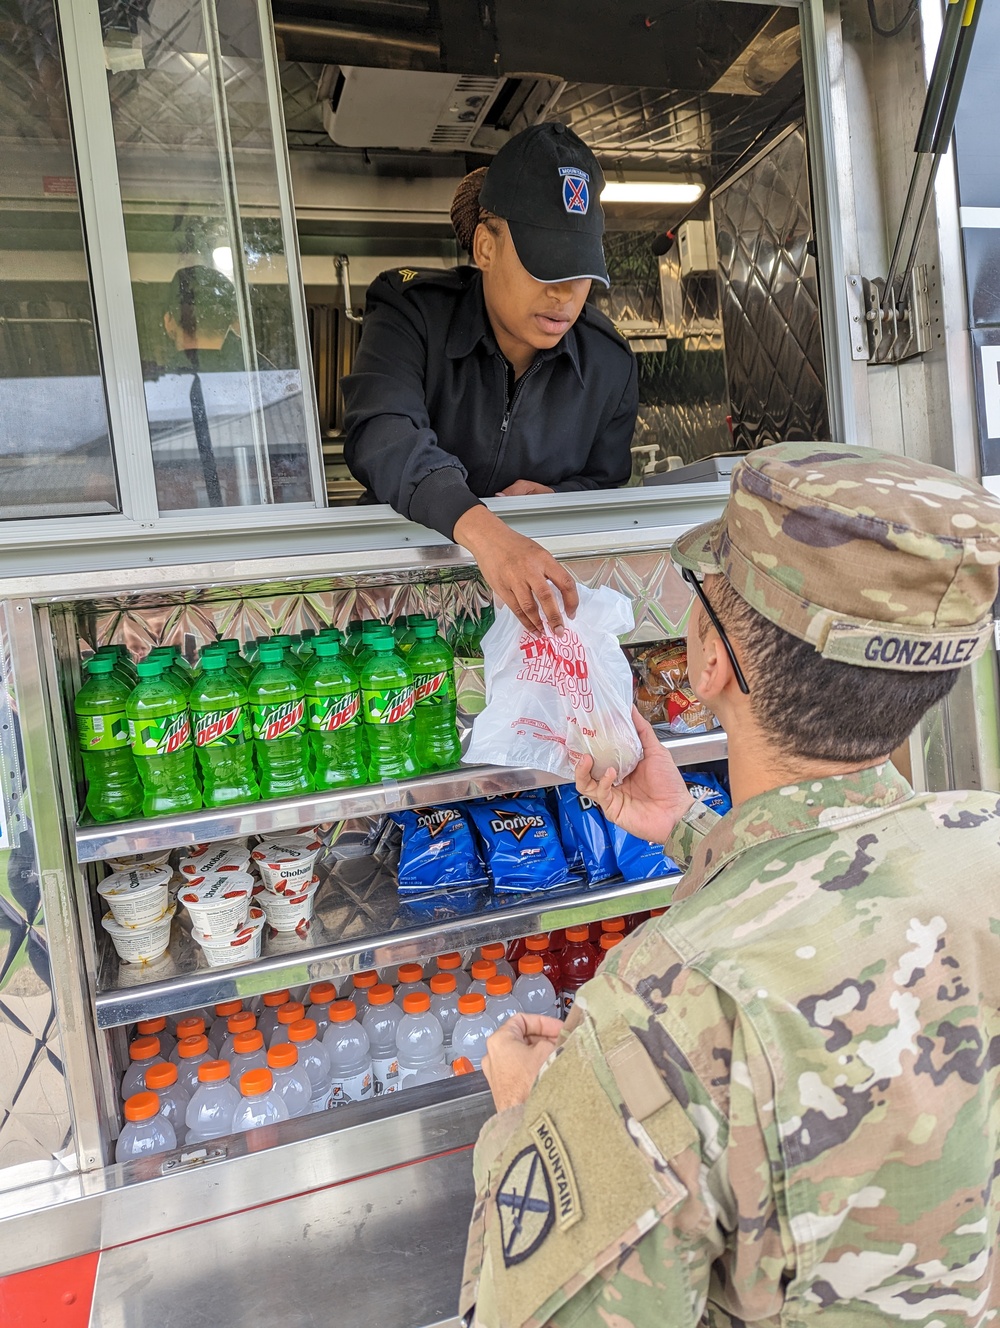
xmin=672 ymin=441 xmax=1000 ymax=671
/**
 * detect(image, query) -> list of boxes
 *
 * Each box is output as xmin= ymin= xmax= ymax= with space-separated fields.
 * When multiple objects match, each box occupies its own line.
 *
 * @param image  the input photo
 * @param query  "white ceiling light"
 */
xmin=212 ymin=245 xmax=235 ymax=278
xmin=600 ymin=181 xmax=704 ymax=205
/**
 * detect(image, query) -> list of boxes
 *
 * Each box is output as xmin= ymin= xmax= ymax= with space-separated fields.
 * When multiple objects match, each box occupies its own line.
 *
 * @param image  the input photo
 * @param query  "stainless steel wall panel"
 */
xmin=0 ymin=602 xmax=81 ymax=1187
xmin=713 ymin=122 xmax=829 ymax=449
xmin=90 ymin=1144 xmax=474 ymax=1328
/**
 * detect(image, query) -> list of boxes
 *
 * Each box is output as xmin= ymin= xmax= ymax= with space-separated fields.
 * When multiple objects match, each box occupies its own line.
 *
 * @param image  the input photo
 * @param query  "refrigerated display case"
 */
xmin=2 ymin=0 xmax=999 ymax=1323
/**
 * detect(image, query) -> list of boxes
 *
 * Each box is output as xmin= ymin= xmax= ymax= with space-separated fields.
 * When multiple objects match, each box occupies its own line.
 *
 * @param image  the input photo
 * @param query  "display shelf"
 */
xmin=75 ymin=729 xmax=727 ymax=864
xmin=93 ymin=850 xmax=683 ymax=1028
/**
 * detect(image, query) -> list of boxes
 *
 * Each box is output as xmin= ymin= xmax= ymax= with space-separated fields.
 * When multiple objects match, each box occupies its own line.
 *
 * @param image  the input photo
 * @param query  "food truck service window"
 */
xmin=91 ymin=0 xmax=323 ymax=514
xmin=0 ymin=1 xmax=119 ymax=521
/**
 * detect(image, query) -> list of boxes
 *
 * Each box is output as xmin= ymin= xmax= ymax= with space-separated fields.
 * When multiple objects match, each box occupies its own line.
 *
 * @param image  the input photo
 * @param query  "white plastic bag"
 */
xmin=464 ymin=583 xmax=642 ymax=784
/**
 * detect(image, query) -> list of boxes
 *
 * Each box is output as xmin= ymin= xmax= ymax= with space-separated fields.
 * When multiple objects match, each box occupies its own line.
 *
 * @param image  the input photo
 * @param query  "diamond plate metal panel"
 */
xmin=77 ymin=555 xmax=691 ymax=670
xmin=712 ymin=123 xmax=829 ymax=449
xmin=0 ymin=609 xmax=74 ymax=1190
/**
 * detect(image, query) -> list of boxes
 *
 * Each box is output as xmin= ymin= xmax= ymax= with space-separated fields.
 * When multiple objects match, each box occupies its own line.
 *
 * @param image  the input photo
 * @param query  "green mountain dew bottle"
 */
xmin=216 ymin=638 xmax=252 ymax=685
xmin=249 ymin=642 xmax=310 ymax=799
xmin=361 ymin=637 xmax=417 ymax=780
xmin=148 ymin=646 xmax=191 ymax=693
xmin=409 ymin=621 xmax=461 ymax=771
xmin=344 ymin=620 xmax=364 ymax=657
xmin=126 ymin=658 xmax=201 ymax=816
xmin=398 ymin=614 xmax=429 ymax=656
xmin=95 ymin=644 xmax=136 ymax=686
xmin=267 ymin=635 xmax=303 ymax=678
xmin=304 ymin=639 xmax=366 ymax=789
xmin=356 ymin=623 xmax=394 ymax=671
xmin=189 ymin=653 xmax=258 ymax=807
xmin=75 ymin=656 xmax=142 ymax=822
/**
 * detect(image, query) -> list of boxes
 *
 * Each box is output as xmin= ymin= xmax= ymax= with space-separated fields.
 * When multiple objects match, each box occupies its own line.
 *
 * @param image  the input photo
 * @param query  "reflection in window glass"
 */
xmin=0 ymin=1 xmax=119 ymax=519
xmin=102 ymin=0 xmax=320 ymax=512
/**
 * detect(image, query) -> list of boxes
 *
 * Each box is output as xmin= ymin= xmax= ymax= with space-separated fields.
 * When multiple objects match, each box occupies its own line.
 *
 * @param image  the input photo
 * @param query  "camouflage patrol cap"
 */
xmin=672 ymin=442 xmax=1000 ymax=671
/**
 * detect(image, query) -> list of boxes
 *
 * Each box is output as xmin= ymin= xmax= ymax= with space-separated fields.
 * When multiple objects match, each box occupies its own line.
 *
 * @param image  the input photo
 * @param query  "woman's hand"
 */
xmin=495 ymin=479 xmax=554 ymax=496
xmin=575 ymin=707 xmax=695 ymax=844
xmin=453 ymin=506 xmax=578 ymax=634
xmin=482 ymin=1013 xmax=563 ymax=1113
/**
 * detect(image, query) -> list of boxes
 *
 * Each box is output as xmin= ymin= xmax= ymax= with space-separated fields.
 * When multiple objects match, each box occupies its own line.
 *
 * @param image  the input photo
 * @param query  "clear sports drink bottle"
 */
xmin=117 ymin=1092 xmax=176 ymax=1162
xmin=144 ymin=1060 xmax=190 ymax=1134
xmin=232 ymin=1068 xmax=290 ymax=1132
xmin=266 ymin=1043 xmax=312 ymax=1118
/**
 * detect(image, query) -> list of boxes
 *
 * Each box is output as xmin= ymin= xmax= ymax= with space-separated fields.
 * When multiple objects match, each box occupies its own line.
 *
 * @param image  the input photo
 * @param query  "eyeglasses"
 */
xmin=681 ymin=567 xmax=750 ymax=695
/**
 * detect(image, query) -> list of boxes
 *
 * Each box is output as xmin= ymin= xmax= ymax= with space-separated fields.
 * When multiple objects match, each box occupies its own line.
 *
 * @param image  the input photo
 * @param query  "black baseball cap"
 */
xmin=478 ymin=122 xmax=610 ymax=288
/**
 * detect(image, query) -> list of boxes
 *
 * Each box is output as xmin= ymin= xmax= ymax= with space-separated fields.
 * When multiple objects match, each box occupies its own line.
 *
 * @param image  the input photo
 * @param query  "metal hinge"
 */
xmin=846 ymin=265 xmax=934 ymax=365
xmin=161 ymin=1144 xmax=228 ymax=1174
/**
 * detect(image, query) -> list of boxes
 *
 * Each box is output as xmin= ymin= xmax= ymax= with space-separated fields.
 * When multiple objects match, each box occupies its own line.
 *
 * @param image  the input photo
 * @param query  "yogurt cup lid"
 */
xmin=104 ymin=850 xmax=172 ymax=871
xmin=251 ymin=834 xmax=322 ymax=866
xmin=252 ymin=874 xmax=320 ymax=906
xmin=179 ymin=841 xmax=252 ymax=876
xmin=196 ymin=906 xmax=265 ymax=949
xmin=98 ymin=866 xmax=172 ymax=899
xmin=101 ymin=902 xmax=176 ymax=938
xmin=178 ymin=871 xmax=254 ymax=908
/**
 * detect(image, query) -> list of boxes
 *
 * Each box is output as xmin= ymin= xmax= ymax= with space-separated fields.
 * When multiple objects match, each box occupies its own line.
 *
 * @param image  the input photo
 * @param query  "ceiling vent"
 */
xmin=320 ymin=66 xmax=563 ymax=153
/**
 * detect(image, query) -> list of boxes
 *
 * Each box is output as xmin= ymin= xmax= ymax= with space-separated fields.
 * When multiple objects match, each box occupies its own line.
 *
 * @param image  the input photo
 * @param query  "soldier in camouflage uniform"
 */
xmin=460 ymin=442 xmax=1000 ymax=1326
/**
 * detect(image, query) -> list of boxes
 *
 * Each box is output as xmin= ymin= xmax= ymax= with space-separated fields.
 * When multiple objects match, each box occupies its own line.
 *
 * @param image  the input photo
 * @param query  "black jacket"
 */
xmin=342 ymin=266 xmax=637 ymax=540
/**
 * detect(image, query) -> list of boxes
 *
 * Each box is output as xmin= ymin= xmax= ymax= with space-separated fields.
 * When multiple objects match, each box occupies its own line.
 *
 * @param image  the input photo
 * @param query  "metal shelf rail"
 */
xmin=76 ymin=729 xmax=727 ymax=862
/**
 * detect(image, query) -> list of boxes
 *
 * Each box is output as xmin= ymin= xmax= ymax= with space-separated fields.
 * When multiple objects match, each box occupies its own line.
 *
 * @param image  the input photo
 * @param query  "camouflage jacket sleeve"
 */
xmin=666 ymin=800 xmax=723 ymax=872
xmin=459 ymin=927 xmax=789 ymax=1327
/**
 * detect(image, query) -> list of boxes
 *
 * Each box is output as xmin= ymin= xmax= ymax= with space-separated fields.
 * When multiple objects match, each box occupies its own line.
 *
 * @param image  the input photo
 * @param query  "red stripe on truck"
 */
xmin=0 ymin=1250 xmax=99 ymax=1326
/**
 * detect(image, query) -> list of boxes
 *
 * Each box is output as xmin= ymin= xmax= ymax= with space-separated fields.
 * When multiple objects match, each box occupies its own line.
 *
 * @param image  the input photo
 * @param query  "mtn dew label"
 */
xmin=252 ymin=699 xmax=305 ymax=742
xmin=362 ymin=684 xmax=414 ymax=725
xmin=79 ymin=712 xmax=130 ymax=751
xmin=129 ymin=711 xmax=191 ymax=757
xmin=308 ymin=691 xmax=361 ymax=732
xmin=412 ymin=670 xmax=454 ymax=706
xmin=192 ymin=706 xmax=246 ymax=748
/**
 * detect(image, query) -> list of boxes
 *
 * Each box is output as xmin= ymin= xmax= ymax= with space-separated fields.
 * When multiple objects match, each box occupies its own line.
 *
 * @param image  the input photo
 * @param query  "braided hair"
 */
xmin=450 ymin=167 xmax=502 ymax=254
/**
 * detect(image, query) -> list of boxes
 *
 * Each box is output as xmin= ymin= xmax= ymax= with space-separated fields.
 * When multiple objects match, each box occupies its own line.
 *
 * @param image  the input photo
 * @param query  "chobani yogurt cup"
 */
xmin=104 ymin=849 xmax=173 ymax=873
xmin=179 ymin=840 xmax=252 ymax=878
xmin=97 ymin=866 xmax=172 ymax=928
xmin=251 ymin=834 xmax=322 ymax=893
xmin=102 ymin=903 xmax=175 ymax=964
xmin=253 ymin=875 xmax=320 ymax=933
xmin=177 ymin=871 xmax=253 ymax=940
xmin=195 ymin=906 xmax=265 ymax=969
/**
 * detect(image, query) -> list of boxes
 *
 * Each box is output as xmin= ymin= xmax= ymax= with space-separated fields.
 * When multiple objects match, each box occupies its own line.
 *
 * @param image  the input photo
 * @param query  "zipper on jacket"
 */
xmin=486 ymin=356 xmax=542 ymax=492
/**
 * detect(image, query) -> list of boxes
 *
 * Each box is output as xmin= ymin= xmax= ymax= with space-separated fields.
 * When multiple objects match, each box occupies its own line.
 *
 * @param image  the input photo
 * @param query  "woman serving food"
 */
xmin=342 ymin=122 xmax=638 ymax=634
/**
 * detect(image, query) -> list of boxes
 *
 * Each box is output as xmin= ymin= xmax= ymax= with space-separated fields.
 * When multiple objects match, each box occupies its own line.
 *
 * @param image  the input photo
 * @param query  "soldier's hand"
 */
xmin=481 ymin=1013 xmax=563 ymax=1113
xmin=495 ymin=479 xmax=555 ymax=496
xmin=575 ymin=707 xmax=695 ymax=844
xmin=453 ymin=507 xmax=578 ymax=635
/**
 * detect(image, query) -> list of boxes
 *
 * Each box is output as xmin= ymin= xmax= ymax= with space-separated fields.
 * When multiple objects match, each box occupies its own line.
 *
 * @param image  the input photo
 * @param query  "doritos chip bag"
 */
xmin=607 ymin=820 xmax=682 ymax=884
xmin=554 ymin=786 xmax=618 ymax=885
xmin=683 ymin=770 xmax=732 ymax=816
xmin=392 ymin=806 xmax=489 ymax=895
xmin=467 ymin=796 xmax=570 ymax=893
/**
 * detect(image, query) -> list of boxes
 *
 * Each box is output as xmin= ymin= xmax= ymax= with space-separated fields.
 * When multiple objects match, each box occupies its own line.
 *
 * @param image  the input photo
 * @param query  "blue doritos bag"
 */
xmin=554 ymin=786 xmax=618 ymax=885
xmin=393 ymin=806 xmax=489 ymax=896
xmin=684 ymin=770 xmax=732 ymax=816
xmin=607 ymin=821 xmax=682 ymax=884
xmin=467 ymin=796 xmax=570 ymax=893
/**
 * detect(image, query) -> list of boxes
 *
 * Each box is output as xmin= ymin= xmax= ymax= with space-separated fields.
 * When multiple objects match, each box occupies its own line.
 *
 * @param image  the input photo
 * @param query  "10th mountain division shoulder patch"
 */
xmin=496 ymin=1146 xmax=554 ymax=1267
